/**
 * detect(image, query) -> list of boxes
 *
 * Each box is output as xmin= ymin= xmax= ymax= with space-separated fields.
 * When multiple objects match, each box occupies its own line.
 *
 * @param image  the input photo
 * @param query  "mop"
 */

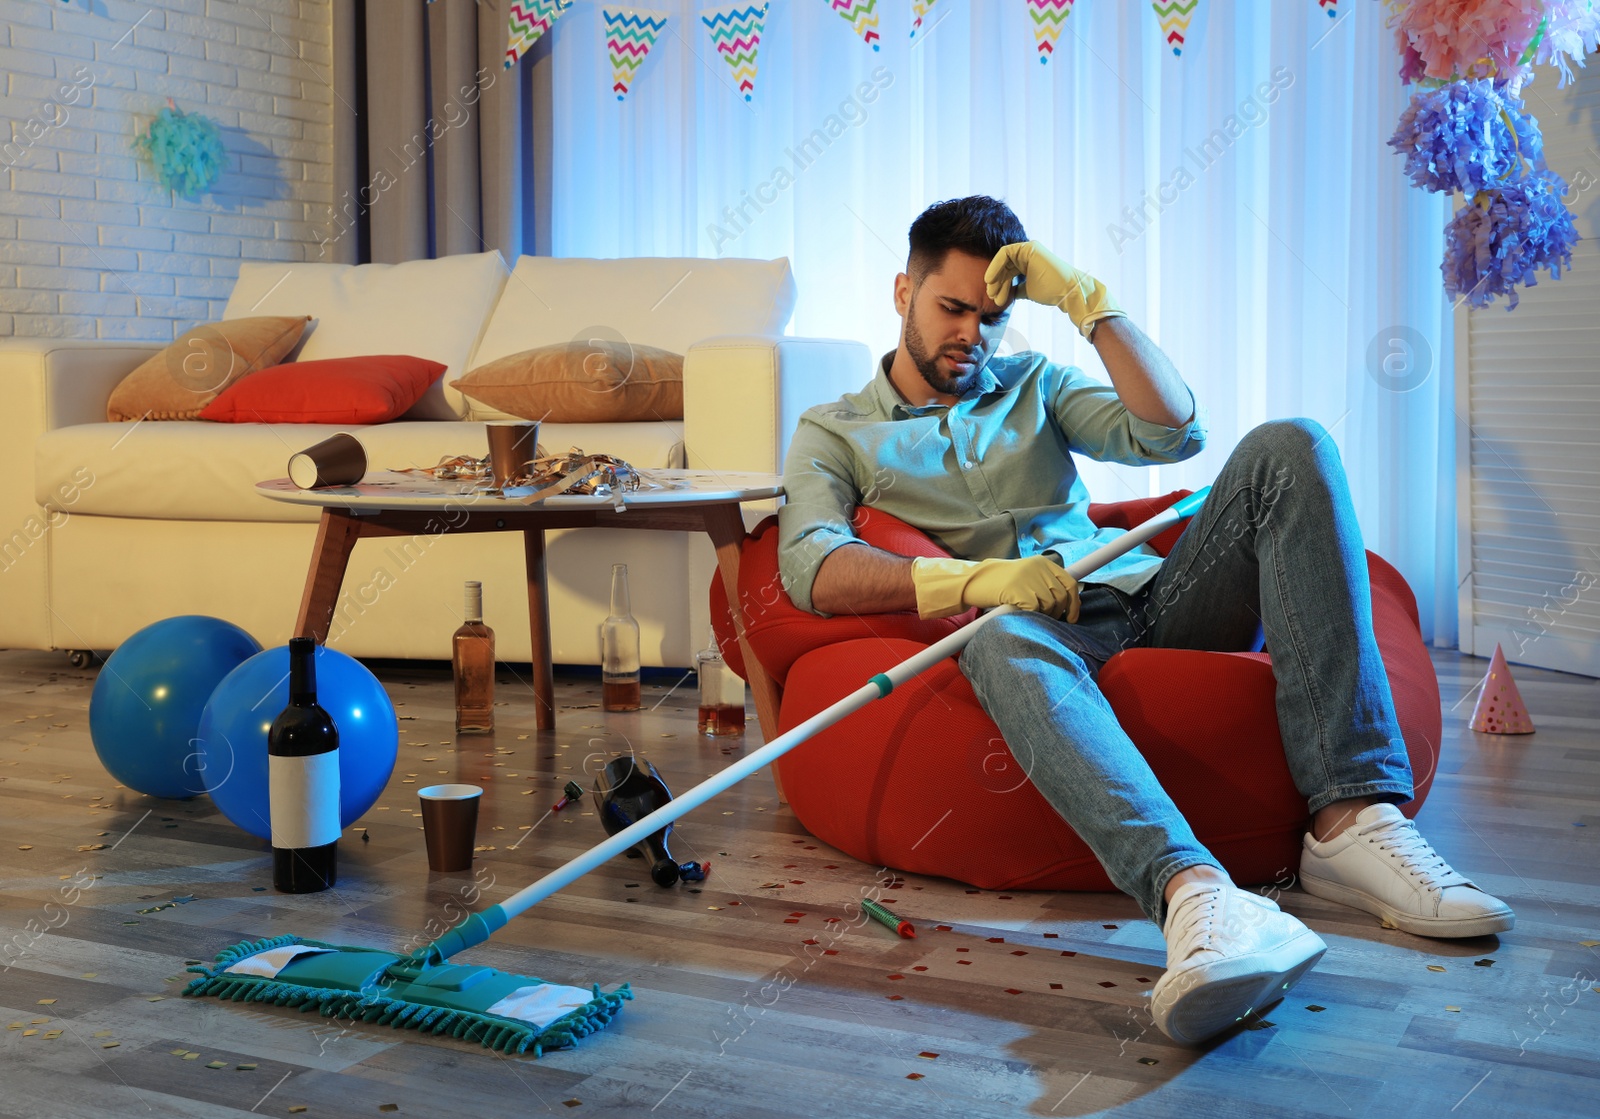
xmin=185 ymin=488 xmax=1211 ymax=1056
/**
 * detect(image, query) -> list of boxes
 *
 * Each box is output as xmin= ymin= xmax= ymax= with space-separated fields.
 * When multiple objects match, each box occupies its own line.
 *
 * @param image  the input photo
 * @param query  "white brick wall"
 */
xmin=0 ymin=0 xmax=334 ymax=341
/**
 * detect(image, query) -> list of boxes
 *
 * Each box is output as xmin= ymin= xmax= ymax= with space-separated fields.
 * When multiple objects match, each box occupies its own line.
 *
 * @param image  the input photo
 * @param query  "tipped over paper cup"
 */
xmin=288 ymin=433 xmax=367 ymax=489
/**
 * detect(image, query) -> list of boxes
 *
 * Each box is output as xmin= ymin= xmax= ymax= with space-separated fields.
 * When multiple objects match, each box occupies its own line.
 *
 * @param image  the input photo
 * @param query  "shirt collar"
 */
xmin=872 ymin=351 xmax=1000 ymax=419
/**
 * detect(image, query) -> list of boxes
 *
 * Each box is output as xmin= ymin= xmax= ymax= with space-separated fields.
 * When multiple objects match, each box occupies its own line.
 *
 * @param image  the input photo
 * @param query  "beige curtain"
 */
xmin=330 ymin=0 xmax=552 ymax=265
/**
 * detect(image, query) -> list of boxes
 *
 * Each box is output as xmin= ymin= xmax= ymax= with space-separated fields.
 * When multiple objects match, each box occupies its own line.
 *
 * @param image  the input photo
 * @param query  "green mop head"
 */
xmin=184 ymin=934 xmax=631 ymax=1057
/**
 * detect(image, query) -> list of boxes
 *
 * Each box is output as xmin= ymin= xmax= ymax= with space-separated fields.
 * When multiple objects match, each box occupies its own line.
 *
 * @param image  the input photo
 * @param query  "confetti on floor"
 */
xmin=206 ymin=1061 xmax=228 ymax=1069
xmin=1306 ymin=1004 xmax=1326 ymax=1012
xmin=1138 ymin=1057 xmax=1159 ymax=1066
xmin=1475 ymin=959 xmax=1495 ymax=967
xmin=917 ymin=1051 xmax=939 ymax=1059
xmin=906 ymin=1072 xmax=925 ymax=1080
xmin=380 ymin=1106 xmax=400 ymax=1113
xmin=289 ymin=1108 xmax=307 ymax=1115
xmin=1446 ymin=1006 xmax=1462 ymax=1012
xmin=237 ymin=1063 xmax=257 ymax=1070
xmin=563 ymin=1100 xmax=583 ymax=1108
xmin=1426 ymin=965 xmax=1447 ymax=972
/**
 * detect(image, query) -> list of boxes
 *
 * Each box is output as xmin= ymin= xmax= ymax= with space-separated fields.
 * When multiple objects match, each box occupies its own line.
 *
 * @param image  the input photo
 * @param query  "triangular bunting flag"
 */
xmin=1317 ymin=0 xmax=1338 ymax=18
xmin=702 ymin=4 xmax=766 ymax=102
xmin=1469 ymin=643 xmax=1536 ymax=735
xmin=911 ymin=0 xmax=938 ymax=41
xmin=506 ymin=0 xmax=576 ymax=69
xmin=604 ymin=8 xmax=670 ymax=101
xmin=1151 ymin=0 xmax=1197 ymax=56
xmin=827 ymin=0 xmax=882 ymax=52
xmin=1027 ymin=0 xmax=1076 ymax=65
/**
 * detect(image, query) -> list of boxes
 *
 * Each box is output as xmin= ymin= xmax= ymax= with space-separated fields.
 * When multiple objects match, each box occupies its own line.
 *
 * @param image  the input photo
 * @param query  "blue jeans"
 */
xmin=957 ymin=418 xmax=1415 ymax=927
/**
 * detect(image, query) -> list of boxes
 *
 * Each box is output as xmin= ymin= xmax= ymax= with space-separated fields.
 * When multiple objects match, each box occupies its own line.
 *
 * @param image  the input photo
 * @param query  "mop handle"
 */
xmin=420 ymin=487 xmax=1210 ymax=959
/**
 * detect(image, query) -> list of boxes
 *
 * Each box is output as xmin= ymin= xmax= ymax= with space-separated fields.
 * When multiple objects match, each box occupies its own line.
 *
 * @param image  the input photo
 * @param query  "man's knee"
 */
xmin=1242 ymin=416 xmax=1331 ymax=466
xmin=960 ymin=611 xmax=1091 ymax=677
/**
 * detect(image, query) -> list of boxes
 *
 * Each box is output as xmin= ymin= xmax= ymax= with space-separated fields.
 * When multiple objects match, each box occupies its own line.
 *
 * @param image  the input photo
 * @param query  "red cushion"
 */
xmin=198 ymin=355 xmax=446 ymax=424
xmin=709 ymin=507 xmax=977 ymax=685
xmin=711 ymin=491 xmax=1443 ymax=892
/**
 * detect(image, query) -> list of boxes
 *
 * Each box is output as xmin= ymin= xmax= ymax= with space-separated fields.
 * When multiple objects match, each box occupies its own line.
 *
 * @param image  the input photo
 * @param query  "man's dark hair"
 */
xmin=906 ymin=195 xmax=1028 ymax=289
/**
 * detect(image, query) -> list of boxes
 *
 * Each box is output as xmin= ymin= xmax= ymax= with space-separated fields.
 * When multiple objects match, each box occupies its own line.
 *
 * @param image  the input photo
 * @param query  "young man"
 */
xmin=777 ymin=195 xmax=1513 ymax=1046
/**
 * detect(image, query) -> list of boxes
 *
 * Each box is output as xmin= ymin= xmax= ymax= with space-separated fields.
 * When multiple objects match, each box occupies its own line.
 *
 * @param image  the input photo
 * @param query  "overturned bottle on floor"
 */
xmin=592 ymin=756 xmax=694 ymax=886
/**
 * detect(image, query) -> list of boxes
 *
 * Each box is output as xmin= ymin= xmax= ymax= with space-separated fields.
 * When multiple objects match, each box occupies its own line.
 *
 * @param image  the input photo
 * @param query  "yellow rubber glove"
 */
xmin=984 ymin=241 xmax=1128 ymax=342
xmin=910 ymin=555 xmax=1082 ymax=622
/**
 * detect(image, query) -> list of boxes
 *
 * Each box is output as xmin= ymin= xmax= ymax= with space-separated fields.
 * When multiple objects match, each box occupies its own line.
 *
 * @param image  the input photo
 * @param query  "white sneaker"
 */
xmin=1299 ymin=802 xmax=1514 ymax=938
xmin=1149 ymin=880 xmax=1327 ymax=1045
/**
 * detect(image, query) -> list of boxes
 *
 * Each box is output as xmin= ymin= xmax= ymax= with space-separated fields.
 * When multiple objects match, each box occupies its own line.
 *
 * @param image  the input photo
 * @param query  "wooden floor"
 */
xmin=1 ymin=645 xmax=1596 ymax=1119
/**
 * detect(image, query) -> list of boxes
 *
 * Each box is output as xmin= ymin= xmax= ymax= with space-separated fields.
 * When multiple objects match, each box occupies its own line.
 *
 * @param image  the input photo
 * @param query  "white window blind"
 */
xmin=1456 ymin=65 xmax=1600 ymax=678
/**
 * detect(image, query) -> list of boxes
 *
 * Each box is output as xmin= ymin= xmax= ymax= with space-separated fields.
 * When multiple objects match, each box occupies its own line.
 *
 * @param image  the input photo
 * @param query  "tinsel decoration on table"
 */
xmin=398 ymin=449 xmax=643 ymax=498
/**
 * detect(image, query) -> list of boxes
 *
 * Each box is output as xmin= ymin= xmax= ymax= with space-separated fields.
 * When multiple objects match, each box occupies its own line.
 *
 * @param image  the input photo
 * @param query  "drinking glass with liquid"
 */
xmin=695 ymin=628 xmax=745 ymax=736
xmin=601 ymin=563 xmax=641 ymax=711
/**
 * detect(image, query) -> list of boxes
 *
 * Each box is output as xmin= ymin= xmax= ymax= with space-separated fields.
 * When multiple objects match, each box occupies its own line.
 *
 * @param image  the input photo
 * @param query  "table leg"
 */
xmin=295 ymin=509 xmax=365 ymax=643
xmin=523 ymin=526 xmax=556 ymax=732
xmin=702 ymin=503 xmax=787 ymax=804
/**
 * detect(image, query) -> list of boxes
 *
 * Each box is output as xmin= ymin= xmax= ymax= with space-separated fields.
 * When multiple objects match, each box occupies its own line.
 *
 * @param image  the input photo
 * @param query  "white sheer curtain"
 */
xmin=547 ymin=0 xmax=1458 ymax=644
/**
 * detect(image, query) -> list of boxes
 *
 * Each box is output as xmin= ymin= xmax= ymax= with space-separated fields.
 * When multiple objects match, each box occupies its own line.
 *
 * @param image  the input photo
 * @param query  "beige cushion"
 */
xmin=36 ymin=419 xmax=686 ymax=523
xmin=463 ymin=255 xmax=797 ymax=420
xmin=451 ymin=341 xmax=683 ymax=423
xmin=104 ymin=316 xmax=310 ymax=422
xmin=221 ymin=251 xmax=510 ymax=421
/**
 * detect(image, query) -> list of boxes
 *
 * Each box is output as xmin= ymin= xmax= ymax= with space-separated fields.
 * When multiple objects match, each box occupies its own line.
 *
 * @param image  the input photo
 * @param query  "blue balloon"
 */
xmin=195 ymin=644 xmax=398 ymax=840
xmin=88 ymin=616 xmax=262 ymax=800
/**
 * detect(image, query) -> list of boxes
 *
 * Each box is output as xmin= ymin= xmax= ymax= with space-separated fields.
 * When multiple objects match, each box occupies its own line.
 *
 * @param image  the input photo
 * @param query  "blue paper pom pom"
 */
xmin=1443 ymin=170 xmax=1580 ymax=310
xmin=134 ymin=105 xmax=225 ymax=199
xmin=1389 ymin=80 xmax=1545 ymax=195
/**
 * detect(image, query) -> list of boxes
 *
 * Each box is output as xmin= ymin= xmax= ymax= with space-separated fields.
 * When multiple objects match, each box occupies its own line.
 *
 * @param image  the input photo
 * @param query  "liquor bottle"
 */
xmin=601 ymin=563 xmax=641 ymax=711
xmin=695 ymin=628 xmax=746 ymax=737
xmin=270 ymin=637 xmax=340 ymax=893
xmin=454 ymin=580 xmax=495 ymax=733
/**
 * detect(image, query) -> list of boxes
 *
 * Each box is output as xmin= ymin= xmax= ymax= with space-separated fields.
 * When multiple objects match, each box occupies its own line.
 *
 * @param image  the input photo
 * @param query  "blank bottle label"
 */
xmin=269 ymin=753 xmax=342 ymax=849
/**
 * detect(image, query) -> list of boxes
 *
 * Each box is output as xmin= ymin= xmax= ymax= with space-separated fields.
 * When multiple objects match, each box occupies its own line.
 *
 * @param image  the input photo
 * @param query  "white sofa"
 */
xmin=0 ymin=251 xmax=871 ymax=668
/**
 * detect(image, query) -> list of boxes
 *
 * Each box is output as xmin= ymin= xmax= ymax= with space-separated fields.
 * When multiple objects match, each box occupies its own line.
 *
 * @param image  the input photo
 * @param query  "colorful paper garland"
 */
xmin=1028 ymin=0 xmax=1076 ymax=65
xmin=827 ymin=0 xmax=882 ymax=51
xmin=604 ymin=8 xmax=670 ymax=101
xmin=505 ymin=0 xmax=576 ymax=69
xmin=1152 ymin=0 xmax=1197 ymax=57
xmin=702 ymin=4 xmax=767 ymax=101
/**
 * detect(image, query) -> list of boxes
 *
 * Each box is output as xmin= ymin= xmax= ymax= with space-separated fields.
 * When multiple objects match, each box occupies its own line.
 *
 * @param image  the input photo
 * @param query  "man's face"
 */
xmin=897 ymin=249 xmax=1012 ymax=398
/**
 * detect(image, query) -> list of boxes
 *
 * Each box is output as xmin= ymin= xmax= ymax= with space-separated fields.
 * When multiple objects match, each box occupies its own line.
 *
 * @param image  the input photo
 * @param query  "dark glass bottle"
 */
xmin=270 ymin=637 xmax=340 ymax=893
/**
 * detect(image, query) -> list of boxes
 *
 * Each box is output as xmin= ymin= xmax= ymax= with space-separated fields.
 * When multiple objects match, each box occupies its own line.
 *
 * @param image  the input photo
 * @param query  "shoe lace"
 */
xmin=1357 ymin=814 xmax=1466 ymax=888
xmin=1166 ymin=887 xmax=1222 ymax=960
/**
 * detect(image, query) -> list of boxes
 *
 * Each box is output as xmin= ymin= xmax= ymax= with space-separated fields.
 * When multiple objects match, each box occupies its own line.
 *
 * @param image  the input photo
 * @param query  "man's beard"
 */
xmin=905 ymin=304 xmax=983 ymax=398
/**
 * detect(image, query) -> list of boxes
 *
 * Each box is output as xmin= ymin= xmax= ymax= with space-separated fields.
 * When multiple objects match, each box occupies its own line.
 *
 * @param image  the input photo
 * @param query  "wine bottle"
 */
xmin=601 ymin=563 xmax=641 ymax=711
xmin=695 ymin=627 xmax=745 ymax=737
xmin=270 ymin=637 xmax=340 ymax=893
xmin=453 ymin=580 xmax=495 ymax=733
xmin=592 ymin=756 xmax=680 ymax=886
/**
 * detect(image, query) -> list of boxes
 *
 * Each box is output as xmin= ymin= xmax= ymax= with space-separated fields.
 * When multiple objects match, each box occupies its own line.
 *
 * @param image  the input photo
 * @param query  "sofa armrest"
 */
xmin=0 ymin=339 xmax=162 ymax=431
xmin=0 ymin=340 xmax=159 ymax=650
xmin=682 ymin=335 xmax=872 ymax=473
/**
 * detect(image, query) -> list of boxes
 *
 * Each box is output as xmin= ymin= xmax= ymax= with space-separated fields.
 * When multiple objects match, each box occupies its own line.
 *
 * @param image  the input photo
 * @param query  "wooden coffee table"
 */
xmin=257 ymin=469 xmax=785 ymax=740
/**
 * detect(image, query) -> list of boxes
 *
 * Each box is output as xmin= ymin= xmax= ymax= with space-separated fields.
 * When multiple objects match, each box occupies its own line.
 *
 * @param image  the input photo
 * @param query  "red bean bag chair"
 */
xmin=710 ymin=491 xmax=1441 ymax=891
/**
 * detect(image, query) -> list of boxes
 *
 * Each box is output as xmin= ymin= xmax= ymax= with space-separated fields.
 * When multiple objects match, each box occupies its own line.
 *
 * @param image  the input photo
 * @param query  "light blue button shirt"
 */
xmin=778 ymin=350 xmax=1208 ymax=615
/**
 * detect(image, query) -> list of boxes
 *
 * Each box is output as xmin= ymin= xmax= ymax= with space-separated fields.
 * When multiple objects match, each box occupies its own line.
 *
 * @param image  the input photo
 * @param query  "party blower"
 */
xmin=185 ymin=488 xmax=1211 ymax=1056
